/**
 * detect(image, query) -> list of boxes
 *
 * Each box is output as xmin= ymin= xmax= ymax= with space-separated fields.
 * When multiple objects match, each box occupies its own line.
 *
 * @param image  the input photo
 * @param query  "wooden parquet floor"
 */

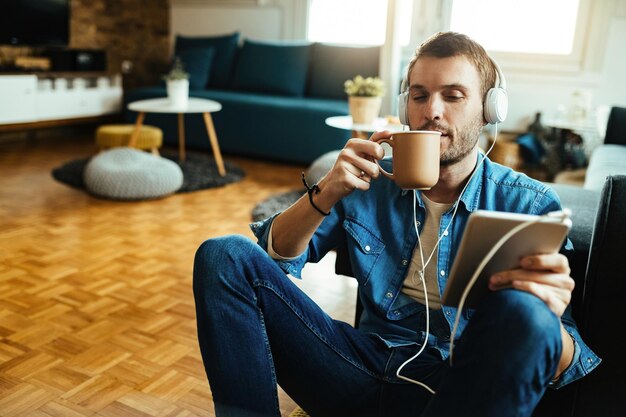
xmin=0 ymin=131 xmax=356 ymax=416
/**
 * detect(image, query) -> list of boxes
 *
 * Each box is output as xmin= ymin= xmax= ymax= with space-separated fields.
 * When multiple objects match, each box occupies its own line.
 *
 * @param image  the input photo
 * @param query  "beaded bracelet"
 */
xmin=301 ymin=172 xmax=331 ymax=216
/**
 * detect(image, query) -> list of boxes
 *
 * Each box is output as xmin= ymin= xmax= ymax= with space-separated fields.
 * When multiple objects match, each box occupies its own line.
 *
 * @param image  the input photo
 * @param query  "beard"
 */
xmin=417 ymin=112 xmax=484 ymax=167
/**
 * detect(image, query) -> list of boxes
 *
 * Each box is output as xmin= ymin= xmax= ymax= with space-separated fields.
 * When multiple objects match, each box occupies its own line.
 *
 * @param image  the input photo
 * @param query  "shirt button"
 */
xmin=446 ymin=310 xmax=452 ymax=316
xmin=364 ymin=245 xmax=371 ymax=252
xmin=415 ymin=221 xmax=421 ymax=227
xmin=401 ymin=259 xmax=408 ymax=266
xmin=393 ymin=310 xmax=400 ymax=316
xmin=587 ymin=358 xmax=594 ymax=363
xmin=385 ymin=292 xmax=394 ymax=299
xmin=443 ymin=230 xmax=449 ymax=236
xmin=440 ymin=270 xmax=445 ymax=276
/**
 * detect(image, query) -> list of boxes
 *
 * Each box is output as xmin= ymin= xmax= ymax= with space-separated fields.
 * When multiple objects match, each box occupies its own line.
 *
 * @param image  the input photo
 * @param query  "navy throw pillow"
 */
xmin=306 ymin=43 xmax=380 ymax=99
xmin=232 ymin=39 xmax=311 ymax=97
xmin=175 ymin=47 xmax=215 ymax=90
xmin=175 ymin=32 xmax=240 ymax=88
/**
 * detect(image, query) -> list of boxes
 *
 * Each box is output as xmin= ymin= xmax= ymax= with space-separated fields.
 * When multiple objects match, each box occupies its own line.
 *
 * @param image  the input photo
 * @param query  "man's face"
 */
xmin=407 ymin=55 xmax=485 ymax=166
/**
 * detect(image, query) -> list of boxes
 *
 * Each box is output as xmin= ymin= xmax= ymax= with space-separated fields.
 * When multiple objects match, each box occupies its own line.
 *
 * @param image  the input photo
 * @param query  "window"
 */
xmin=448 ymin=0 xmax=581 ymax=55
xmin=307 ymin=0 xmax=411 ymax=46
xmin=444 ymin=0 xmax=596 ymax=74
xmin=307 ymin=0 xmax=388 ymax=45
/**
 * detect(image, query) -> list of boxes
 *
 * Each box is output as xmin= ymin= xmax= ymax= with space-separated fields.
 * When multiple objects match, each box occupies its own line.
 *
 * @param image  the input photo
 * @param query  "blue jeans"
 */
xmin=193 ymin=235 xmax=562 ymax=417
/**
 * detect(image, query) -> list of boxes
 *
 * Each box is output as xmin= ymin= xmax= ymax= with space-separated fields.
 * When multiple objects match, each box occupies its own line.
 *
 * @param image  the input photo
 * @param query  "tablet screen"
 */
xmin=441 ymin=210 xmax=571 ymax=308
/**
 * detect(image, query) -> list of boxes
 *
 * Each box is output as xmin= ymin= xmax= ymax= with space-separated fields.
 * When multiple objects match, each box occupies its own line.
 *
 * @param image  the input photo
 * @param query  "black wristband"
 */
xmin=301 ymin=172 xmax=331 ymax=216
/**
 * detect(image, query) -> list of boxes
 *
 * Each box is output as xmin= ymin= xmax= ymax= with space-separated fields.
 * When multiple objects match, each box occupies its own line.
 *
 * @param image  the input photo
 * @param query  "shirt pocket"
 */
xmin=343 ymin=218 xmax=385 ymax=285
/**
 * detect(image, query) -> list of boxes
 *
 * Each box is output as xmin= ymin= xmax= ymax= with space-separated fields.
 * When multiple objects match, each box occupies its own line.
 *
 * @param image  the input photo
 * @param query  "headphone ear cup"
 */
xmin=398 ymin=91 xmax=409 ymax=125
xmin=484 ymin=87 xmax=509 ymax=124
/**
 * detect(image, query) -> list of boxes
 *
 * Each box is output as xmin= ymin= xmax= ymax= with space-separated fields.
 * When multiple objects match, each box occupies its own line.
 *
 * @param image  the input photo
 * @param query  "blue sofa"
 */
xmin=125 ymin=33 xmax=380 ymax=165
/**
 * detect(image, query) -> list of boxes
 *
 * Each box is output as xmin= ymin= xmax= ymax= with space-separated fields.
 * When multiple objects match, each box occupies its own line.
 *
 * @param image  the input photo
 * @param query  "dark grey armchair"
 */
xmin=335 ymin=175 xmax=626 ymax=417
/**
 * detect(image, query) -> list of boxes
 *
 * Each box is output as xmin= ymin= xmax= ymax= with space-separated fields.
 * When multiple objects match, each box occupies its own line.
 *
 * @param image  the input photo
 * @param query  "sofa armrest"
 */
xmin=334 ymin=179 xmax=620 ymax=416
xmin=571 ymin=175 xmax=626 ymax=417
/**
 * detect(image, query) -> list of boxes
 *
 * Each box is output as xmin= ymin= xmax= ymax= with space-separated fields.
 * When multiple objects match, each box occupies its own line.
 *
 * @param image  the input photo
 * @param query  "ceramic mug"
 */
xmin=374 ymin=130 xmax=441 ymax=190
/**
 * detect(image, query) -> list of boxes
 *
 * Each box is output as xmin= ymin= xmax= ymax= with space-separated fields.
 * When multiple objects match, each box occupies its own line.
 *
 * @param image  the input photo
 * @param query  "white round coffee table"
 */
xmin=128 ymin=97 xmax=226 ymax=176
xmin=325 ymin=115 xmax=404 ymax=139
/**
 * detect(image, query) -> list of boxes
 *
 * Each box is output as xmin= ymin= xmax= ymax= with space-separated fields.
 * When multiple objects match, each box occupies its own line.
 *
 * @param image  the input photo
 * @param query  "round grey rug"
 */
xmin=250 ymin=150 xmax=339 ymax=221
xmin=52 ymin=150 xmax=245 ymax=196
xmin=251 ymin=189 xmax=304 ymax=222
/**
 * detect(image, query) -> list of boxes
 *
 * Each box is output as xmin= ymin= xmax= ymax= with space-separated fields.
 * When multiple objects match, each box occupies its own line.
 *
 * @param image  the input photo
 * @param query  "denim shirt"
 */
xmin=250 ymin=157 xmax=600 ymax=389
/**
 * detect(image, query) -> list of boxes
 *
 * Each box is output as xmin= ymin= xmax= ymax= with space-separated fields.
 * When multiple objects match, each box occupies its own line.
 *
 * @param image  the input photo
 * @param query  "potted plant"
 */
xmin=344 ymin=75 xmax=385 ymax=124
xmin=163 ymin=57 xmax=189 ymax=107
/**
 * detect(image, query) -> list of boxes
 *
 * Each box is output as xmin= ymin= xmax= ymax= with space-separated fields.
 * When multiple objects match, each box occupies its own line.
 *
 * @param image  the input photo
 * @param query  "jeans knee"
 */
xmin=193 ymin=235 xmax=260 ymax=293
xmin=482 ymin=289 xmax=561 ymax=347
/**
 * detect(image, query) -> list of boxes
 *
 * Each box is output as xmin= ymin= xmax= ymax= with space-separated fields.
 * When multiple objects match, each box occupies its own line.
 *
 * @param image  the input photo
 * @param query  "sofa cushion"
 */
xmin=175 ymin=47 xmax=215 ymax=89
xmin=232 ymin=39 xmax=311 ymax=97
xmin=584 ymin=144 xmax=626 ymax=190
xmin=307 ymin=43 xmax=380 ymax=99
xmin=175 ymin=32 xmax=240 ymax=88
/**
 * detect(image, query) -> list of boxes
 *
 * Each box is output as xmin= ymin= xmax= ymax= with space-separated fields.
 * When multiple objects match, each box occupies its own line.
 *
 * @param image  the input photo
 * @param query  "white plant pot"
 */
xmin=167 ymin=79 xmax=189 ymax=107
xmin=349 ymin=96 xmax=382 ymax=125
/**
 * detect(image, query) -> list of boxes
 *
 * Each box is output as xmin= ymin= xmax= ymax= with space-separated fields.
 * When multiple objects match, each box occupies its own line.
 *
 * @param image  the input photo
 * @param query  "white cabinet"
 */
xmin=0 ymin=76 xmax=38 ymax=123
xmin=0 ymin=74 xmax=122 ymax=125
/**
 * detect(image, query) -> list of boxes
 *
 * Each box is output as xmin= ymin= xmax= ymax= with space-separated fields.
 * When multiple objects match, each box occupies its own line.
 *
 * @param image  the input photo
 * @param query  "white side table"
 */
xmin=128 ymin=97 xmax=226 ymax=176
xmin=325 ymin=115 xmax=404 ymax=139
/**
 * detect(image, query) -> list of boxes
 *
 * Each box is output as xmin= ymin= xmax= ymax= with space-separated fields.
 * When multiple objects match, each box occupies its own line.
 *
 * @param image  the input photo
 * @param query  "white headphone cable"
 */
xmin=395 ymin=190 xmax=436 ymax=393
xmin=395 ymin=270 xmax=435 ymax=393
xmin=407 ymin=122 xmax=500 ymax=304
xmin=447 ymin=217 xmax=541 ymax=365
xmin=395 ymin=123 xmax=500 ymax=393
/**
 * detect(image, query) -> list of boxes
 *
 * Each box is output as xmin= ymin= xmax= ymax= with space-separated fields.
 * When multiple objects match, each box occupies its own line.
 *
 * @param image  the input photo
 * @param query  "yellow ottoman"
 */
xmin=96 ymin=124 xmax=163 ymax=155
xmin=288 ymin=407 xmax=309 ymax=417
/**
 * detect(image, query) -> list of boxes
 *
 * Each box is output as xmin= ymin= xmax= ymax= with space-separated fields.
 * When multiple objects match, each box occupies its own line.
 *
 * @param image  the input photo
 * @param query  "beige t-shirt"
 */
xmin=401 ymin=194 xmax=453 ymax=310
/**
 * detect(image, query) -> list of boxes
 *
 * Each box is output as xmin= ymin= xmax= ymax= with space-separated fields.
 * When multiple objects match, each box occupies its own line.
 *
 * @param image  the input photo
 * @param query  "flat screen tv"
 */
xmin=0 ymin=0 xmax=70 ymax=46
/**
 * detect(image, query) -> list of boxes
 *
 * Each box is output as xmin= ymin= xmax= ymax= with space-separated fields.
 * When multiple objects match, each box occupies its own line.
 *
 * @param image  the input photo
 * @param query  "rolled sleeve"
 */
xmin=249 ymin=214 xmax=309 ymax=279
xmin=549 ymin=310 xmax=602 ymax=389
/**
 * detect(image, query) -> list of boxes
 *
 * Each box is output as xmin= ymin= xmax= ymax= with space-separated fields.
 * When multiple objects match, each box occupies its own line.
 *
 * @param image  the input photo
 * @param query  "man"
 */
xmin=193 ymin=32 xmax=599 ymax=417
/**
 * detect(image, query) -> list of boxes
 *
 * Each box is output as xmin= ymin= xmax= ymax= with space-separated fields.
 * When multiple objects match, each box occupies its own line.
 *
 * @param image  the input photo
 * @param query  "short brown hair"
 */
xmin=405 ymin=32 xmax=497 ymax=100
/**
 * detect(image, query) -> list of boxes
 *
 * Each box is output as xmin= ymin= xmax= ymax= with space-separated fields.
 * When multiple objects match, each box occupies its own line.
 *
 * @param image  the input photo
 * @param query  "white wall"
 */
xmin=591 ymin=17 xmax=626 ymax=110
xmin=171 ymin=2 xmax=283 ymax=42
xmin=171 ymin=0 xmax=308 ymax=45
xmin=170 ymin=0 xmax=626 ymax=133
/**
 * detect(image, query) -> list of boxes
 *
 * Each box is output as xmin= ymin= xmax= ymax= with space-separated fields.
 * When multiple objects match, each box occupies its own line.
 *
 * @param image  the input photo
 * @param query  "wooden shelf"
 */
xmin=0 ymin=74 xmax=123 ymax=126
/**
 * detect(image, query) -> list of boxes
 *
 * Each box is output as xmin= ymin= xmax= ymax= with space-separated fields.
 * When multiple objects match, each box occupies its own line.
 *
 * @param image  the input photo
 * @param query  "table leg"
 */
xmin=128 ymin=112 xmax=145 ymax=148
xmin=202 ymin=112 xmax=226 ymax=176
xmin=178 ymin=113 xmax=186 ymax=162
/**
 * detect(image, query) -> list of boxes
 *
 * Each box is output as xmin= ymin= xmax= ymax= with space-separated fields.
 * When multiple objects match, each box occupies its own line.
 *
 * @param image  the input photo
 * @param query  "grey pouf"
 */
xmin=305 ymin=150 xmax=341 ymax=184
xmin=84 ymin=148 xmax=183 ymax=200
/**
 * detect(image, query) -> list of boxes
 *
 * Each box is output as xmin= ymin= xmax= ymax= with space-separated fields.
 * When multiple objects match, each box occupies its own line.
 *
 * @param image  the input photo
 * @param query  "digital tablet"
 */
xmin=441 ymin=210 xmax=572 ymax=309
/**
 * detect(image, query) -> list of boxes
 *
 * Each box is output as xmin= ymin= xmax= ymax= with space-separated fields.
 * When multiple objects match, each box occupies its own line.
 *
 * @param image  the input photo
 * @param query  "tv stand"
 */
xmin=0 ymin=72 xmax=122 ymax=126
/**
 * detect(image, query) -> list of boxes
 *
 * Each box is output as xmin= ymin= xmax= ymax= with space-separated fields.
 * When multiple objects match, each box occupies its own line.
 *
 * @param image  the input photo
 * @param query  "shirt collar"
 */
xmin=402 ymin=152 xmax=488 ymax=213
xmin=458 ymin=153 xmax=488 ymax=212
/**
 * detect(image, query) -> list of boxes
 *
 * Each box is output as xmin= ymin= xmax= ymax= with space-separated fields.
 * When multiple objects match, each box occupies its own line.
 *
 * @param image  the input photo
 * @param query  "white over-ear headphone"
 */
xmin=398 ymin=56 xmax=508 ymax=126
